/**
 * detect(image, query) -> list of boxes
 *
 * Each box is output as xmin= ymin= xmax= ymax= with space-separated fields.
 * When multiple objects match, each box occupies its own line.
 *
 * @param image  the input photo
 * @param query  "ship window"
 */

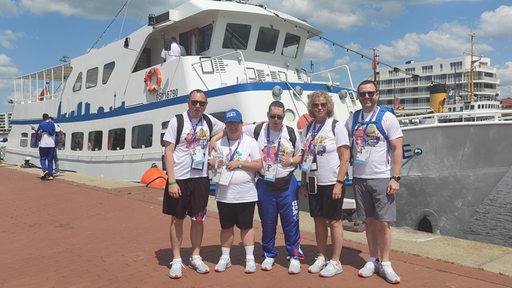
xmin=132 ymin=124 xmax=153 ymax=149
xmin=108 ymin=128 xmax=125 ymax=150
xmin=102 ymin=62 xmax=115 ymax=84
xmin=223 ymin=23 xmax=251 ymax=50
xmin=282 ymin=33 xmax=300 ymax=58
xmin=73 ymin=72 xmax=83 ymax=92
xmin=161 ymin=121 xmax=169 ymax=130
xmin=86 ymin=67 xmax=99 ymax=89
xmin=198 ymin=24 xmax=213 ymax=54
xmin=88 ymin=130 xmax=102 ymax=151
xmin=28 ymin=133 xmax=37 ymax=148
xmin=256 ymin=26 xmax=279 ymax=53
xmin=57 ymin=132 xmax=66 ymax=150
xmin=71 ymin=132 xmax=84 ymax=151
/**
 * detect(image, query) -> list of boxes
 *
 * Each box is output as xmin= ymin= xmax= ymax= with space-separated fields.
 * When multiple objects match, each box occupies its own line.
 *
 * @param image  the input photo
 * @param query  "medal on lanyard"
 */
xmin=263 ymin=125 xmax=280 ymax=182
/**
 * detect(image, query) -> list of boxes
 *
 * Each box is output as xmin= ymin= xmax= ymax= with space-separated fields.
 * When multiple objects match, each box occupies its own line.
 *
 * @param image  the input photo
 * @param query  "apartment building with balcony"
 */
xmin=0 ymin=112 xmax=12 ymax=136
xmin=375 ymin=55 xmax=499 ymax=109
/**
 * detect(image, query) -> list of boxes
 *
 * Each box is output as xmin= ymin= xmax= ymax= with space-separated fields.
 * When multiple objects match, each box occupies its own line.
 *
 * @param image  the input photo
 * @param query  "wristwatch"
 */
xmin=390 ymin=176 xmax=401 ymax=182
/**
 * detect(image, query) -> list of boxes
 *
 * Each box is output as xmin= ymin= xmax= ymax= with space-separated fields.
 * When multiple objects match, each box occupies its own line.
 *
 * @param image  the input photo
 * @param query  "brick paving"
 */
xmin=1 ymin=166 xmax=511 ymax=288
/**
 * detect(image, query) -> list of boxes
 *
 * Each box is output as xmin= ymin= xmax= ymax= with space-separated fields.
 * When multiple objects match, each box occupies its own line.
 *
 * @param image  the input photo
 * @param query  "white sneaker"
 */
xmin=358 ymin=261 xmax=377 ymax=278
xmin=288 ymin=258 xmax=301 ymax=274
xmin=319 ymin=260 xmax=343 ymax=278
xmin=308 ymin=256 xmax=326 ymax=273
xmin=245 ymin=258 xmax=256 ymax=273
xmin=168 ymin=259 xmax=183 ymax=279
xmin=215 ymin=257 xmax=232 ymax=272
xmin=378 ymin=262 xmax=401 ymax=284
xmin=189 ymin=256 xmax=210 ymax=274
xmin=261 ymin=257 xmax=275 ymax=271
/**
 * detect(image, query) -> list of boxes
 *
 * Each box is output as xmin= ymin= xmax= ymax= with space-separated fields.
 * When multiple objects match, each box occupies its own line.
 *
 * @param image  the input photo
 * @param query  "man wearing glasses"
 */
xmin=162 ymin=89 xmax=225 ymax=279
xmin=243 ymin=101 xmax=304 ymax=274
xmin=346 ymin=80 xmax=403 ymax=284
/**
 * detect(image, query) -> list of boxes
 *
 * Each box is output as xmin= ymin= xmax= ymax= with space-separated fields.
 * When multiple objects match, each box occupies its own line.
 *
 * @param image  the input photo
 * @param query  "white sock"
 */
xmin=245 ymin=245 xmax=255 ymax=260
xmin=221 ymin=247 xmax=231 ymax=259
xmin=191 ymin=255 xmax=201 ymax=261
xmin=368 ymin=257 xmax=377 ymax=264
xmin=381 ymin=261 xmax=393 ymax=271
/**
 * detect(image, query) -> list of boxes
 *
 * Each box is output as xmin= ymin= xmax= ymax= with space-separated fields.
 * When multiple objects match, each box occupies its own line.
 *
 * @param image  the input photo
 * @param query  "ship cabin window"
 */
xmin=198 ymin=24 xmax=213 ymax=54
xmin=223 ymin=23 xmax=251 ymax=50
xmin=86 ymin=67 xmax=99 ymax=89
xmin=160 ymin=121 xmax=169 ymax=147
xmin=73 ymin=72 xmax=83 ymax=92
xmin=88 ymin=131 xmax=103 ymax=151
xmin=108 ymin=128 xmax=125 ymax=150
xmin=132 ymin=124 xmax=153 ymax=149
xmin=71 ymin=132 xmax=84 ymax=151
xmin=57 ymin=133 xmax=66 ymax=150
xmin=20 ymin=132 xmax=29 ymax=148
xmin=102 ymin=62 xmax=115 ymax=84
xmin=256 ymin=26 xmax=279 ymax=53
xmin=282 ymin=33 xmax=300 ymax=58
xmin=30 ymin=133 xmax=38 ymax=148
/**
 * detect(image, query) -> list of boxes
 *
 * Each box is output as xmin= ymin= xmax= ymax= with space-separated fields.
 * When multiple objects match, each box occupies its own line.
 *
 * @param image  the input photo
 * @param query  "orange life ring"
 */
xmin=144 ymin=67 xmax=162 ymax=93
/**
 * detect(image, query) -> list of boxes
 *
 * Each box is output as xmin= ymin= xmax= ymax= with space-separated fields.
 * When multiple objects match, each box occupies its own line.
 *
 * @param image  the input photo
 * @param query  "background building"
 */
xmin=375 ymin=55 xmax=499 ymax=110
xmin=0 ymin=112 xmax=12 ymax=137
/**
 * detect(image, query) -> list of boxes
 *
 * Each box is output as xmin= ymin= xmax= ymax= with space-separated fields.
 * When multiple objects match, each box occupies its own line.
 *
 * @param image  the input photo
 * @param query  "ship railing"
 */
xmin=12 ymin=63 xmax=72 ymax=105
xmin=190 ymin=50 xmax=249 ymax=90
xmin=309 ymin=65 xmax=355 ymax=90
xmin=398 ymin=109 xmax=507 ymax=127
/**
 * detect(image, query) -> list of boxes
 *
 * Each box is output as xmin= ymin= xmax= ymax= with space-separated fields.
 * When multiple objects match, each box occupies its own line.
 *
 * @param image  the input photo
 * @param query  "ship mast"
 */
xmin=467 ymin=32 xmax=476 ymax=103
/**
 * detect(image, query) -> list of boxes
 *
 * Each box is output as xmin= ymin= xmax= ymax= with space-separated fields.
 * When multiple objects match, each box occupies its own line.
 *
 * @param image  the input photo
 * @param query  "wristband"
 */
xmin=238 ymin=161 xmax=243 ymax=168
xmin=168 ymin=181 xmax=177 ymax=185
xmin=336 ymin=179 xmax=344 ymax=184
xmin=290 ymin=158 xmax=294 ymax=165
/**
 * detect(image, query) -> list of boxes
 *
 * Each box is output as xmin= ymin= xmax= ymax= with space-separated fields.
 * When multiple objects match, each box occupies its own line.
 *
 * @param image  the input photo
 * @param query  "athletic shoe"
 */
xmin=40 ymin=171 xmax=48 ymax=180
xmin=189 ymin=256 xmax=210 ymax=274
xmin=214 ymin=257 xmax=231 ymax=272
xmin=288 ymin=258 xmax=301 ymax=274
xmin=308 ymin=256 xmax=326 ymax=273
xmin=245 ymin=258 xmax=256 ymax=273
xmin=358 ymin=261 xmax=377 ymax=278
xmin=168 ymin=259 xmax=183 ymax=279
xmin=261 ymin=257 xmax=275 ymax=271
xmin=378 ymin=262 xmax=401 ymax=284
xmin=319 ymin=260 xmax=343 ymax=277
xmin=47 ymin=176 xmax=54 ymax=180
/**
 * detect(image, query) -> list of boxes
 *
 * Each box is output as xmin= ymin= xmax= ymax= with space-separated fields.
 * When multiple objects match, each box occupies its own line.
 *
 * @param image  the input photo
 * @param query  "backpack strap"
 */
xmin=253 ymin=122 xmax=265 ymax=140
xmin=286 ymin=126 xmax=297 ymax=148
xmin=174 ymin=114 xmax=184 ymax=146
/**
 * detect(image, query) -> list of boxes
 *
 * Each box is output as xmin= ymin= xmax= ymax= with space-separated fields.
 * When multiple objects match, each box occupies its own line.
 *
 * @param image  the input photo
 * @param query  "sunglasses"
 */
xmin=190 ymin=100 xmax=208 ymax=107
xmin=358 ymin=91 xmax=377 ymax=98
xmin=269 ymin=114 xmax=284 ymax=120
xmin=313 ymin=103 xmax=327 ymax=108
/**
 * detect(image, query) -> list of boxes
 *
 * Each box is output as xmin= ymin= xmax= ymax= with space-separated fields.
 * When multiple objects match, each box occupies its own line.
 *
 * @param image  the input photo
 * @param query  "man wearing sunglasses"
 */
xmin=162 ymin=89 xmax=225 ymax=279
xmin=242 ymin=101 xmax=304 ymax=274
xmin=346 ymin=80 xmax=403 ymax=284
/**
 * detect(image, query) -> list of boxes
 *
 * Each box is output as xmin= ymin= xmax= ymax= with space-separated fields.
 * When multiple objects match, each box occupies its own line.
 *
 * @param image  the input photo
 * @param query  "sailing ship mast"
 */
xmin=467 ymin=32 xmax=477 ymax=103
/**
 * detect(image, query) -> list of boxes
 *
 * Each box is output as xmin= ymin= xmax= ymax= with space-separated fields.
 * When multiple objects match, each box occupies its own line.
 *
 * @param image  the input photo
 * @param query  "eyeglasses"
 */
xmin=313 ymin=103 xmax=327 ymax=108
xmin=358 ymin=91 xmax=377 ymax=98
xmin=190 ymin=100 xmax=208 ymax=107
xmin=269 ymin=114 xmax=284 ymax=120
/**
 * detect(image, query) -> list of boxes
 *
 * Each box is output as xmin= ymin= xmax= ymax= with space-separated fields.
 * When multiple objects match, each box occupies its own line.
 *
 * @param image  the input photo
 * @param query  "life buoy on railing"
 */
xmin=144 ymin=67 xmax=162 ymax=93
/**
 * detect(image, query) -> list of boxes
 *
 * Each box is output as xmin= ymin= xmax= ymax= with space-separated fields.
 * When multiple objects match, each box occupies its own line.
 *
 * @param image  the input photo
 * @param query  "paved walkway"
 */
xmin=1 ymin=164 xmax=511 ymax=288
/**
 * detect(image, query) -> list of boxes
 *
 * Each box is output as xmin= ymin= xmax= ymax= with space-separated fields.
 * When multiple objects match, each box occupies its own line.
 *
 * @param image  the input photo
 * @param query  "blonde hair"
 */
xmin=307 ymin=90 xmax=334 ymax=118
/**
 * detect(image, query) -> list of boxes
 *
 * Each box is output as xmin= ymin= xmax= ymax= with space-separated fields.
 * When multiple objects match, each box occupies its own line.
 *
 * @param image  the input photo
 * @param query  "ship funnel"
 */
xmin=429 ymin=83 xmax=447 ymax=113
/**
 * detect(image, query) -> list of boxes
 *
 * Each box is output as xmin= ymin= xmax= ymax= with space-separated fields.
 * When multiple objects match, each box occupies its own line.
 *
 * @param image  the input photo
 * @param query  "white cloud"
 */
xmin=0 ymin=54 xmax=20 ymax=89
xmin=496 ymin=61 xmax=512 ymax=98
xmin=0 ymin=29 xmax=24 ymax=49
xmin=303 ymin=39 xmax=334 ymax=61
xmin=0 ymin=0 xmax=19 ymax=17
xmin=478 ymin=5 xmax=512 ymax=38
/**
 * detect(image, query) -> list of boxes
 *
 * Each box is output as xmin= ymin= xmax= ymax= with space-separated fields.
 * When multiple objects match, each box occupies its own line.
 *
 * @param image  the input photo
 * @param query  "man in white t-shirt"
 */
xmin=162 ymin=89 xmax=225 ymax=279
xmin=346 ymin=80 xmax=403 ymax=284
xmin=161 ymin=37 xmax=185 ymax=62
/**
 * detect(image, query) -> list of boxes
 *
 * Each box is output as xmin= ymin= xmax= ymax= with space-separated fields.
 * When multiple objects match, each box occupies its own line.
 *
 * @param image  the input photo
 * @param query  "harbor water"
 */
xmin=460 ymin=166 xmax=512 ymax=248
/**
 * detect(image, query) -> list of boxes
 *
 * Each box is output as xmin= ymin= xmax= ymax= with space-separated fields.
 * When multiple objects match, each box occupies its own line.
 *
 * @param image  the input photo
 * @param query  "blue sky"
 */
xmin=1 ymin=0 xmax=511 ymax=113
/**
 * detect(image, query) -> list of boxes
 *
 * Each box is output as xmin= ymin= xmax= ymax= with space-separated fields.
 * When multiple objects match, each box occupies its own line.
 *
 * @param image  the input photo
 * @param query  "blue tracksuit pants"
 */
xmin=256 ymin=175 xmax=303 ymax=259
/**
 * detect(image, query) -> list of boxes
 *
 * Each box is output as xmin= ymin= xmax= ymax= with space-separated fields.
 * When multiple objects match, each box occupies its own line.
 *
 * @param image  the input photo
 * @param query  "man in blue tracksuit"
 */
xmin=243 ymin=101 xmax=304 ymax=274
xmin=33 ymin=113 xmax=57 ymax=180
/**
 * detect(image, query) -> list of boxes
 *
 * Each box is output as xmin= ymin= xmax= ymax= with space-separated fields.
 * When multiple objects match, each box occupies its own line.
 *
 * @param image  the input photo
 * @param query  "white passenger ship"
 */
xmin=6 ymin=0 xmax=512 ymax=238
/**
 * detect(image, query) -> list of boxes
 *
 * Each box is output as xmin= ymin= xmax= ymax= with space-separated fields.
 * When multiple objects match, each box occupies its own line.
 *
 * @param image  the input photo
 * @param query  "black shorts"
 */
xmin=308 ymin=184 xmax=345 ymax=220
xmin=162 ymin=177 xmax=210 ymax=220
xmin=217 ymin=201 xmax=257 ymax=230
